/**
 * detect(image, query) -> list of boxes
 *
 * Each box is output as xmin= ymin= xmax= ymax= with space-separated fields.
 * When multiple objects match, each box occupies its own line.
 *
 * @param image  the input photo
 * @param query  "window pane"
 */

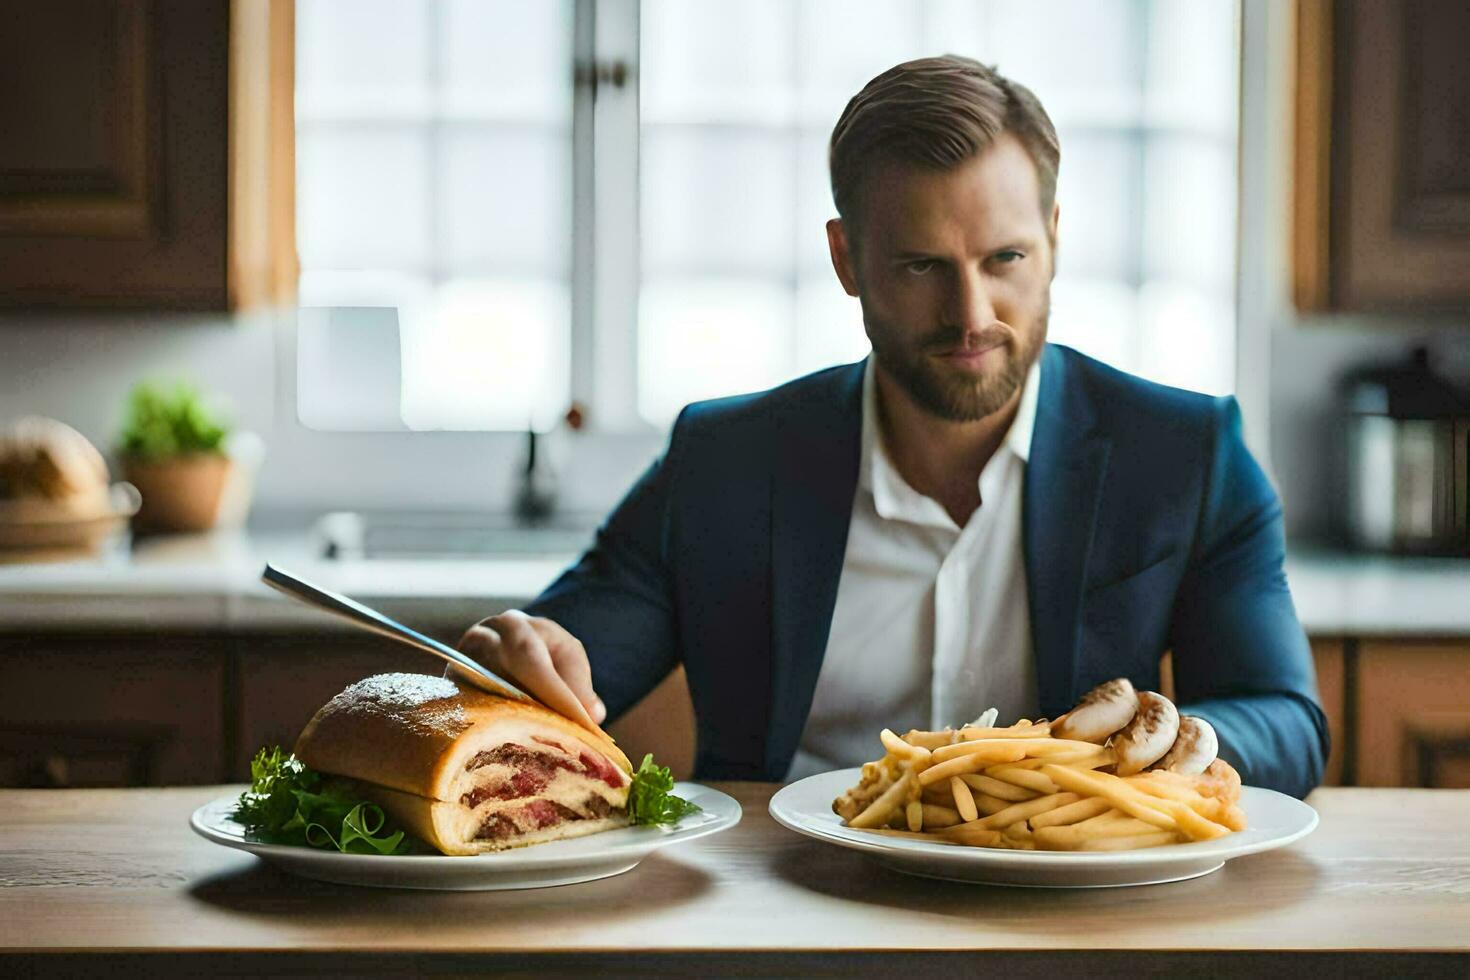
xmin=1048 ymin=278 xmax=1138 ymax=373
xmin=440 ymin=126 xmax=571 ymax=277
xmin=296 ymin=1 xmax=574 ymax=431
xmin=797 ymin=129 xmax=838 ymax=278
xmin=796 ymin=0 xmax=921 ymax=124
xmin=440 ymin=0 xmax=573 ymax=119
xmin=296 ymin=0 xmax=432 ymax=117
xmin=796 ymin=279 xmax=871 ymax=376
xmin=642 ymin=128 xmax=796 ymax=278
xmin=1143 ymin=135 xmax=1236 ymax=292
xmin=400 ymin=279 xmax=571 ymax=431
xmin=297 ymin=126 xmax=431 ymax=271
xmin=1147 ymin=0 xmax=1238 ymax=134
xmin=1053 ymin=133 xmax=1139 ymax=283
xmin=986 ymin=0 xmax=1146 ymax=126
xmin=1138 ymin=283 xmax=1234 ymax=395
xmin=641 ymin=0 xmax=794 ymax=124
xmin=638 ymin=279 xmax=793 ymax=425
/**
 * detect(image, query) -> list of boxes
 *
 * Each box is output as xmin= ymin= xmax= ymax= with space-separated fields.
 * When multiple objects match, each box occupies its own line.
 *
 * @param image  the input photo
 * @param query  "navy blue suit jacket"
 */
xmin=526 ymin=344 xmax=1329 ymax=797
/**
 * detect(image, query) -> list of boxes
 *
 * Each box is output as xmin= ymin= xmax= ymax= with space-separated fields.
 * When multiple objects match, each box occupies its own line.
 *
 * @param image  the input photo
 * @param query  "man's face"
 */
xmin=827 ymin=134 xmax=1058 ymax=422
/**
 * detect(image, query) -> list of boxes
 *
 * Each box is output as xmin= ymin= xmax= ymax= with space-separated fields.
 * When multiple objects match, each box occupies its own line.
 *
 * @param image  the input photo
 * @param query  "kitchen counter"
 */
xmin=3 ymin=529 xmax=1470 ymax=636
xmin=0 ymin=529 xmax=576 ymax=630
xmin=1 ymin=784 xmax=1466 ymax=977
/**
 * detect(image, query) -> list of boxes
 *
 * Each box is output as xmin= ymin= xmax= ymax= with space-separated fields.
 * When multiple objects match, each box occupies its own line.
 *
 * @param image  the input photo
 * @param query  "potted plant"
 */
xmin=117 ymin=382 xmax=234 ymax=533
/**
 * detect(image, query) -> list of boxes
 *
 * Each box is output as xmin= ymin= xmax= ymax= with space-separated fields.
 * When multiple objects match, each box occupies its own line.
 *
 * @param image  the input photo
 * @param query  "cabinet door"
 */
xmin=1358 ymin=641 xmax=1470 ymax=788
xmin=1311 ymin=640 xmax=1346 ymax=786
xmin=1293 ymin=0 xmax=1470 ymax=311
xmin=0 ymin=0 xmax=293 ymax=309
xmin=0 ymin=634 xmax=226 ymax=786
xmin=0 ymin=0 xmax=228 ymax=307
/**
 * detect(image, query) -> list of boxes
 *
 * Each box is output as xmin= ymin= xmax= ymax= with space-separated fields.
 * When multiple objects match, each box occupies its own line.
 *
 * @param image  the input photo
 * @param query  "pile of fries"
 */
xmin=832 ymin=718 xmax=1247 ymax=852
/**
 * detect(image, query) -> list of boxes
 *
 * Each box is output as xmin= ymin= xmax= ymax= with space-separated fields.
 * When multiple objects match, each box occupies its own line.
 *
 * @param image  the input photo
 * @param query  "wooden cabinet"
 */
xmin=1358 ymin=641 xmax=1470 ymax=788
xmin=1312 ymin=639 xmax=1346 ymax=786
xmin=1293 ymin=0 xmax=1470 ymax=312
xmin=0 ymin=626 xmax=703 ymax=787
xmin=2 ymin=627 xmax=1463 ymax=790
xmin=0 ymin=0 xmax=295 ymax=310
xmin=0 ymin=634 xmax=227 ymax=786
xmin=1311 ymin=637 xmax=1470 ymax=788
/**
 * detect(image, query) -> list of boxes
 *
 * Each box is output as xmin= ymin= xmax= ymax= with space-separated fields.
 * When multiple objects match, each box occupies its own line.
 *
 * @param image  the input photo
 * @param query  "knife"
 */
xmin=259 ymin=563 xmax=536 ymax=705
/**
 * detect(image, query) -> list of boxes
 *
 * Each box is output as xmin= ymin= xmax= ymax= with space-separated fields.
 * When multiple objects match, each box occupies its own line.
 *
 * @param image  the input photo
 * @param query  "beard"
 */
xmin=864 ymin=295 xmax=1049 ymax=423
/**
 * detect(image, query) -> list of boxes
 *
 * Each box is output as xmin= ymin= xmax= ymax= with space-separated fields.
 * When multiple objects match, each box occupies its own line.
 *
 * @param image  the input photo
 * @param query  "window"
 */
xmin=295 ymin=0 xmax=575 ymax=431
xmin=296 ymin=0 xmax=1239 ymax=432
xmin=637 ymin=0 xmax=1240 ymax=425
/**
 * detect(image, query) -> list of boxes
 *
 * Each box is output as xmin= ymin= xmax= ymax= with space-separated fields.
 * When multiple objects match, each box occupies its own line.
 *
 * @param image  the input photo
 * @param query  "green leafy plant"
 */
xmin=627 ymin=753 xmax=702 ymax=826
xmin=118 ymin=381 xmax=230 ymax=459
xmin=233 ymin=746 xmax=410 ymax=855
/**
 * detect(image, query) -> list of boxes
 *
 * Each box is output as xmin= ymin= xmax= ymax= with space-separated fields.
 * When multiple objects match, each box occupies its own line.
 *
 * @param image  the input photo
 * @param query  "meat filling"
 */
xmin=461 ymin=740 xmax=624 ymax=809
xmin=473 ymin=796 xmax=625 ymax=841
xmin=460 ymin=739 xmax=628 ymax=842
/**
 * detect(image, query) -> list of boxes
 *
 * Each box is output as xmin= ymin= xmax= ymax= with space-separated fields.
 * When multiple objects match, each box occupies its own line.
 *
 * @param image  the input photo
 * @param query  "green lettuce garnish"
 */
xmin=627 ymin=753 xmax=701 ymax=826
xmin=233 ymin=746 xmax=409 ymax=855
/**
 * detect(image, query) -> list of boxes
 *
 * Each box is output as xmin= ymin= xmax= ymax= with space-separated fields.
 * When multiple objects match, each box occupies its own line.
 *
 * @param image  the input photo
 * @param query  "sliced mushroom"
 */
xmin=1051 ymin=678 xmax=1139 ymax=744
xmin=1111 ymin=691 xmax=1180 ymax=776
xmin=1155 ymin=716 xmax=1218 ymax=775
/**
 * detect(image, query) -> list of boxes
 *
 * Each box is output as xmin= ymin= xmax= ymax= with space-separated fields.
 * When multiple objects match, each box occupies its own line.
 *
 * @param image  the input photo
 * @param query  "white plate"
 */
xmin=769 ymin=768 xmax=1317 ymax=888
xmin=190 ymin=783 xmax=740 ymax=891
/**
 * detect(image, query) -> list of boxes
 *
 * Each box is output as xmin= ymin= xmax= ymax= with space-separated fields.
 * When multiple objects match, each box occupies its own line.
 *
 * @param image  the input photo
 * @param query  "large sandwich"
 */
xmin=293 ymin=672 xmax=634 ymax=855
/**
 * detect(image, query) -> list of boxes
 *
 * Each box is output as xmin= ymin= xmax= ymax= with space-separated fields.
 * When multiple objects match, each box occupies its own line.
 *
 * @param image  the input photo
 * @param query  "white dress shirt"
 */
xmin=786 ymin=355 xmax=1041 ymax=782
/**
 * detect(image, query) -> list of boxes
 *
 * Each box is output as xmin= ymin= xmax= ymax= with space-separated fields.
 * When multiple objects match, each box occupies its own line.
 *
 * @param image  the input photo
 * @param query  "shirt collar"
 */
xmin=860 ymin=354 xmax=1042 ymax=523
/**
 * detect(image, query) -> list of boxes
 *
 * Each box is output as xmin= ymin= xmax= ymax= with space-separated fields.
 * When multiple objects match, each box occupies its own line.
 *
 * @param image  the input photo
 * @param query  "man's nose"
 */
xmin=943 ymin=265 xmax=998 ymax=332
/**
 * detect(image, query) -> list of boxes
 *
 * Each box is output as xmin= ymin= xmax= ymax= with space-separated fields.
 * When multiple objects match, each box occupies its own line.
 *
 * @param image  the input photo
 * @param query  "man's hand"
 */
xmin=456 ymin=610 xmax=607 ymax=730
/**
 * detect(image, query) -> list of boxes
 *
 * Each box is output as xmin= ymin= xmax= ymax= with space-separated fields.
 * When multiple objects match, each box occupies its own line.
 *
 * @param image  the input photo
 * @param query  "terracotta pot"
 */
xmin=121 ymin=454 xmax=234 ymax=532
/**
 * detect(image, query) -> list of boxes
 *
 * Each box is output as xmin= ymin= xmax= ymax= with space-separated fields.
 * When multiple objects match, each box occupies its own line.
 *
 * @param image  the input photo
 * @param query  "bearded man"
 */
xmin=458 ymin=56 xmax=1328 ymax=798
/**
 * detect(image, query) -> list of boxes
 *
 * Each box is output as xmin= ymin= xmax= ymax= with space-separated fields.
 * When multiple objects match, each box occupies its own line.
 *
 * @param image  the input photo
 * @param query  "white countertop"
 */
xmin=0 ymin=530 xmax=575 ymax=631
xmin=1282 ymin=548 xmax=1470 ymax=637
xmin=2 ymin=531 xmax=1469 ymax=637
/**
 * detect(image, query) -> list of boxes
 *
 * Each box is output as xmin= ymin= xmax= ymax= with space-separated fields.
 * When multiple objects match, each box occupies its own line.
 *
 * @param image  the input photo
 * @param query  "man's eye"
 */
xmin=905 ymin=260 xmax=937 ymax=276
xmin=992 ymin=250 xmax=1025 ymax=265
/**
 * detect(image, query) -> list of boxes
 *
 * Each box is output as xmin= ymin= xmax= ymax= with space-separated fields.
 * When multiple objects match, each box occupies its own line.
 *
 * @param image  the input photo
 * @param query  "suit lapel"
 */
xmin=765 ymin=361 xmax=865 ymax=779
xmin=1025 ymin=345 xmax=1113 ymax=717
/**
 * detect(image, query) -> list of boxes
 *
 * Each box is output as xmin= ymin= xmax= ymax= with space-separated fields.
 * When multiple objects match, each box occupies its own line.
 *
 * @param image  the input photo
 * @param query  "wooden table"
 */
xmin=2 ymin=785 xmax=1467 ymax=977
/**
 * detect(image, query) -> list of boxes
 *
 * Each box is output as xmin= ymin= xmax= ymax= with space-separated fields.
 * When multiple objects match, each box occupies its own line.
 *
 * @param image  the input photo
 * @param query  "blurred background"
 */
xmin=0 ymin=0 xmax=1466 ymax=790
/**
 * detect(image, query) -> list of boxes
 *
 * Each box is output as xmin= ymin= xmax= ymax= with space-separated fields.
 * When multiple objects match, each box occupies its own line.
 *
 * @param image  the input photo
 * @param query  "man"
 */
xmin=458 ymin=56 xmax=1328 ymax=798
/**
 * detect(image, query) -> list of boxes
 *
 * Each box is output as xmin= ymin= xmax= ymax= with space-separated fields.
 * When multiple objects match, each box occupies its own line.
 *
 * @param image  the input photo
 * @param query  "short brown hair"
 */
xmin=829 ymin=55 xmax=1060 ymax=230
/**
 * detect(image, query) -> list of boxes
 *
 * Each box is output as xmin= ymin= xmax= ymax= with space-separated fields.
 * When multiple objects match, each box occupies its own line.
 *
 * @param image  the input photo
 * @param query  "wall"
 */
xmin=0 ymin=309 xmax=662 ymax=522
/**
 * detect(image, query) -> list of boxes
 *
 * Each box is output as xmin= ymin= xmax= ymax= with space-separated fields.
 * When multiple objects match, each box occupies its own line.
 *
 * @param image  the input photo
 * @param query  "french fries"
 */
xmin=958 ymin=772 xmax=1036 ymax=802
xmin=949 ymin=776 xmax=978 ymax=823
xmin=832 ymin=713 xmax=1245 ymax=852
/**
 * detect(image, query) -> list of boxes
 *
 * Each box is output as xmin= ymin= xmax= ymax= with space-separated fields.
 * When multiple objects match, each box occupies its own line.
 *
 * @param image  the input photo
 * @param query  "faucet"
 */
xmin=512 ymin=403 xmax=584 ymax=526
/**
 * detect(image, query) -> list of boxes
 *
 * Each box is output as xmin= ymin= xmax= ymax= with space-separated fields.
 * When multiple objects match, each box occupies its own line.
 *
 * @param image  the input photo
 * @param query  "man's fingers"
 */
xmin=530 ymin=618 xmax=606 ymax=723
xmin=480 ymin=613 xmax=599 ymax=730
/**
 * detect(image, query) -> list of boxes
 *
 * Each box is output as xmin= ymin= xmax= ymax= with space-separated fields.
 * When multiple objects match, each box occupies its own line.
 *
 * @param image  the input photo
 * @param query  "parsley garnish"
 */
xmin=627 ymin=754 xmax=701 ymax=826
xmin=233 ymin=746 xmax=409 ymax=855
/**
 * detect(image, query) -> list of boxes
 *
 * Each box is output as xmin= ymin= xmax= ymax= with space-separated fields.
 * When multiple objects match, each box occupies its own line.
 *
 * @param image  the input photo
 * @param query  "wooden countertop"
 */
xmin=2 ymin=784 xmax=1467 ymax=977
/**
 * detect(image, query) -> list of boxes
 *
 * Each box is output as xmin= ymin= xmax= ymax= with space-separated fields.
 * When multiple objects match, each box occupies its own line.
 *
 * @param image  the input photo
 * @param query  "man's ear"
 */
xmin=1047 ymin=201 xmax=1060 ymax=278
xmin=826 ymin=218 xmax=861 ymax=298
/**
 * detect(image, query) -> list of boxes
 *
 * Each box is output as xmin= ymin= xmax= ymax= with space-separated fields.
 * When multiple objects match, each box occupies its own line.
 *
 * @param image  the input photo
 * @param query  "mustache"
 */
xmin=919 ymin=323 xmax=1013 ymax=353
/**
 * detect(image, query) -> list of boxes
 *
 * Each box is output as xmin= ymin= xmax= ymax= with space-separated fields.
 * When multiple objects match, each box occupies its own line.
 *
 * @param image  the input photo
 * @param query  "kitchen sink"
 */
xmin=315 ymin=511 xmax=599 ymax=560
